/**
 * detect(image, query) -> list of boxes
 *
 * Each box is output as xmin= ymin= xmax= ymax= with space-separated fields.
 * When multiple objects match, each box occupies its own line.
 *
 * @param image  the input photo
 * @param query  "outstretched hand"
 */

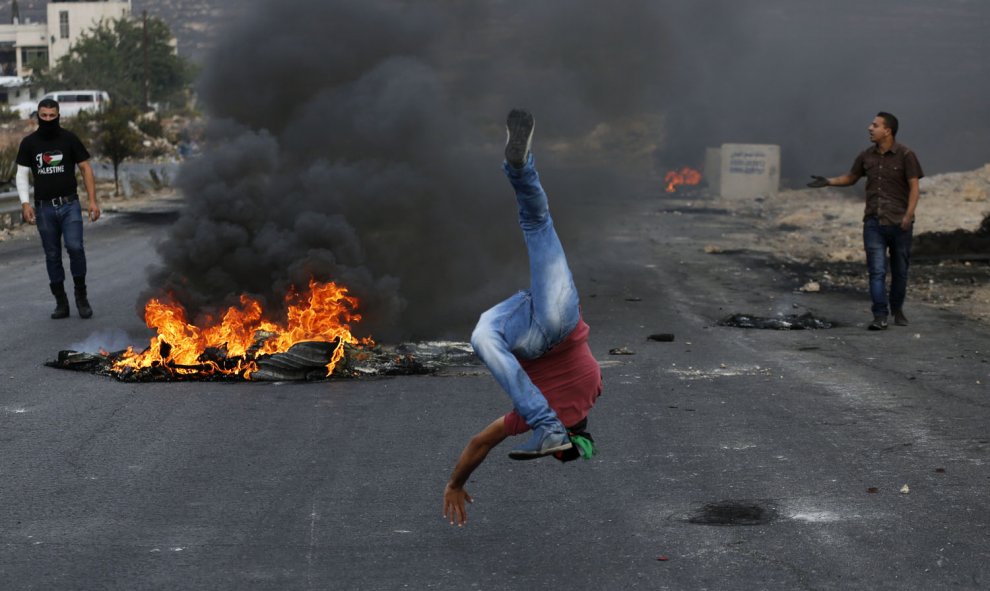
xmin=443 ymin=483 xmax=473 ymax=527
xmin=441 ymin=417 xmax=506 ymax=528
xmin=807 ymin=175 xmax=829 ymax=188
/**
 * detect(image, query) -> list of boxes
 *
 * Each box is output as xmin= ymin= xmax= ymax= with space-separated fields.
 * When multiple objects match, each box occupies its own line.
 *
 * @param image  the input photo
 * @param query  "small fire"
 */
xmin=664 ymin=166 xmax=702 ymax=193
xmin=113 ymin=279 xmax=369 ymax=379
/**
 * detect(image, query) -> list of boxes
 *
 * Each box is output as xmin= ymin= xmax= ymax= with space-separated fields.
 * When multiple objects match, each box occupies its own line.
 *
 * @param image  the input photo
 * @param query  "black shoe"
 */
xmin=74 ymin=283 xmax=93 ymax=319
xmin=893 ymin=310 xmax=909 ymax=326
xmin=868 ymin=316 xmax=888 ymax=331
xmin=50 ymin=282 xmax=69 ymax=319
xmin=504 ymin=108 xmax=535 ymax=168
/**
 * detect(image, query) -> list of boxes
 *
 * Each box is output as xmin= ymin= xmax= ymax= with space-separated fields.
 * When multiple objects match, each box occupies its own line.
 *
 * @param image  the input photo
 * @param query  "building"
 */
xmin=47 ymin=1 xmax=132 ymax=70
xmin=0 ymin=1 xmax=131 ymax=108
xmin=0 ymin=1 xmax=131 ymax=77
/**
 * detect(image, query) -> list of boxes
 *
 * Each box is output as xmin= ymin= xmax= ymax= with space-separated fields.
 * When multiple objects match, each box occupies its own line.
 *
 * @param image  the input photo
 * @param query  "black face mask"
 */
xmin=38 ymin=116 xmax=61 ymax=139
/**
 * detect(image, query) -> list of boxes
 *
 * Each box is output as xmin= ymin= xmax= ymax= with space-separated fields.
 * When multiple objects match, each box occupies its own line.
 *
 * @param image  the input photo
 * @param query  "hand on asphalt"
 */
xmin=807 ymin=175 xmax=829 ymax=188
xmin=443 ymin=484 xmax=472 ymax=527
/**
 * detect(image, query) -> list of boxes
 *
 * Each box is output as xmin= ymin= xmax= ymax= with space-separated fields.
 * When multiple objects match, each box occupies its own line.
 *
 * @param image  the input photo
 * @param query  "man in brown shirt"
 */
xmin=808 ymin=112 xmax=924 ymax=330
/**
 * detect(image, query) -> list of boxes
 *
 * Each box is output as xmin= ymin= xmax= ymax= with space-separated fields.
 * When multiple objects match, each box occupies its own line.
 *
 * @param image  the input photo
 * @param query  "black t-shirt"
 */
xmin=16 ymin=129 xmax=91 ymax=200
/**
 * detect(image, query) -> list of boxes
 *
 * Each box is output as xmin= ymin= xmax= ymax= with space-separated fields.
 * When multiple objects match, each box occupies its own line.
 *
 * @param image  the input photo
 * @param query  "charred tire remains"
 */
xmin=46 ymin=341 xmax=478 ymax=382
xmin=718 ymin=312 xmax=833 ymax=330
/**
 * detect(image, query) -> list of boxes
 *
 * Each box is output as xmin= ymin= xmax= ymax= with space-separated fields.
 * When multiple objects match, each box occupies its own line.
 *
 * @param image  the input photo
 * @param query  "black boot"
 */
xmin=73 ymin=279 xmax=93 ymax=319
xmin=50 ymin=282 xmax=70 ymax=319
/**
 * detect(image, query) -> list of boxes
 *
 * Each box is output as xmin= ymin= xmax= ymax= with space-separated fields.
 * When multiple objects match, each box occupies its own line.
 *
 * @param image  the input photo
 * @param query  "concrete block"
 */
xmin=718 ymin=143 xmax=780 ymax=199
xmin=704 ymin=147 xmax=722 ymax=190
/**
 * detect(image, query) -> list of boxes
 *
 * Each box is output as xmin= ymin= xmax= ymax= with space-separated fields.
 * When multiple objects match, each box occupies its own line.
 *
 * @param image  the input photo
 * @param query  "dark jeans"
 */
xmin=35 ymin=199 xmax=86 ymax=284
xmin=863 ymin=216 xmax=912 ymax=318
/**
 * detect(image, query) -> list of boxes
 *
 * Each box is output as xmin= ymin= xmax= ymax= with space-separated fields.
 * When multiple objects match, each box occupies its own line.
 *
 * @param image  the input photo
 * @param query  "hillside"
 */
xmin=700 ymin=164 xmax=990 ymax=325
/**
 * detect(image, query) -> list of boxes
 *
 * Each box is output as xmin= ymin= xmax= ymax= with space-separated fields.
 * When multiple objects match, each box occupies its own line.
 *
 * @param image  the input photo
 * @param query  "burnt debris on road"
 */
xmin=718 ymin=312 xmax=834 ymax=330
xmin=46 ymin=340 xmax=478 ymax=382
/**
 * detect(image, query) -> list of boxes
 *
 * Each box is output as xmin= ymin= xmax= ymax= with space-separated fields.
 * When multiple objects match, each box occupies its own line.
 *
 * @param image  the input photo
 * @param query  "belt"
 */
xmin=35 ymin=194 xmax=79 ymax=208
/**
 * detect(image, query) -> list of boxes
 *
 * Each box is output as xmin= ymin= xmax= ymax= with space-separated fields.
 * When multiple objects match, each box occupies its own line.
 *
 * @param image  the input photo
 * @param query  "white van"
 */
xmin=15 ymin=90 xmax=111 ymax=119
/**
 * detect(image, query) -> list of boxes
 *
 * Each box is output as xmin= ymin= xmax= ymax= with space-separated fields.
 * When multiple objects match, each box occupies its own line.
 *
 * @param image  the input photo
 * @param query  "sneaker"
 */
xmin=868 ymin=316 xmax=888 ymax=331
xmin=504 ymin=108 xmax=535 ymax=168
xmin=893 ymin=310 xmax=909 ymax=326
xmin=508 ymin=427 xmax=571 ymax=461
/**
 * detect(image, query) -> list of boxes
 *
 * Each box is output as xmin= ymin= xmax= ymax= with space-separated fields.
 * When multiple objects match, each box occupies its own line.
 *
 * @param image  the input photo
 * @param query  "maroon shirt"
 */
xmin=503 ymin=318 xmax=603 ymax=435
xmin=850 ymin=142 xmax=924 ymax=225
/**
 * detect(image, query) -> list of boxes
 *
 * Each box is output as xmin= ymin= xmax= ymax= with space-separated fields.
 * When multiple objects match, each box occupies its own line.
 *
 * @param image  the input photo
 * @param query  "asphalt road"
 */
xmin=1 ymin=187 xmax=988 ymax=590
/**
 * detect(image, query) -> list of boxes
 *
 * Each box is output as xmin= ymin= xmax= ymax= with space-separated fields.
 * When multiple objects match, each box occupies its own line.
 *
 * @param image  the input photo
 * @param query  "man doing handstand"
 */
xmin=443 ymin=109 xmax=603 ymax=527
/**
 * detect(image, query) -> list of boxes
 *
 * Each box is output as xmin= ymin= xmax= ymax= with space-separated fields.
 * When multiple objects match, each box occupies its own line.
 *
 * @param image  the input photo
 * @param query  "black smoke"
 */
xmin=648 ymin=0 xmax=990 ymax=179
xmin=145 ymin=0 xmax=989 ymax=340
xmin=144 ymin=0 xmax=672 ymax=341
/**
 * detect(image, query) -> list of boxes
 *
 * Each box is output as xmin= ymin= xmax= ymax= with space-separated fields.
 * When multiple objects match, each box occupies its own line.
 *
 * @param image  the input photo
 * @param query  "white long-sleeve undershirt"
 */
xmin=16 ymin=165 xmax=31 ymax=204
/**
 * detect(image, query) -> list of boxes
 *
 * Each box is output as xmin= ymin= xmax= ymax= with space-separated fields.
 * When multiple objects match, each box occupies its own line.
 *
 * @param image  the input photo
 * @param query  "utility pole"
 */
xmin=142 ymin=10 xmax=150 ymax=110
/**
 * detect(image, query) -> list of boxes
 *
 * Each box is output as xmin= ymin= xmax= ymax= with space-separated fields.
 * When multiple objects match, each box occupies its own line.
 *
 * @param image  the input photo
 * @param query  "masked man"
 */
xmin=17 ymin=98 xmax=100 ymax=318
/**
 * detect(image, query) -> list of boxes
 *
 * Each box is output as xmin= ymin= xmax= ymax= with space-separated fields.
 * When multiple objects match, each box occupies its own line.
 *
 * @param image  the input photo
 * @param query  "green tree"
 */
xmin=33 ymin=16 xmax=195 ymax=110
xmin=97 ymin=105 xmax=142 ymax=195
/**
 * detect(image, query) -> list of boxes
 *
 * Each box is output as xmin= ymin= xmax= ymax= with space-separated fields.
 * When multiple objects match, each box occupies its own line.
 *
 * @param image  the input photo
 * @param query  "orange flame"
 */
xmin=664 ymin=166 xmax=702 ymax=192
xmin=112 ymin=279 xmax=368 ymax=378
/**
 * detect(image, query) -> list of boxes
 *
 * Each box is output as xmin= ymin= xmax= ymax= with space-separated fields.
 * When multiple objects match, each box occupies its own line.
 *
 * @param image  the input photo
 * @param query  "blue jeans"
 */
xmin=35 ymin=199 xmax=87 ymax=284
xmin=863 ymin=216 xmax=912 ymax=317
xmin=470 ymin=155 xmax=580 ymax=433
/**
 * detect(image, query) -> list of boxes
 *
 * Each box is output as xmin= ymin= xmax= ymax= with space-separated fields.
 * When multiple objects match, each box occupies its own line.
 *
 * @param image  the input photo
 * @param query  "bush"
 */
xmin=137 ymin=115 xmax=165 ymax=139
xmin=0 ymin=143 xmax=17 ymax=183
xmin=0 ymin=106 xmax=20 ymax=124
xmin=63 ymin=110 xmax=99 ymax=150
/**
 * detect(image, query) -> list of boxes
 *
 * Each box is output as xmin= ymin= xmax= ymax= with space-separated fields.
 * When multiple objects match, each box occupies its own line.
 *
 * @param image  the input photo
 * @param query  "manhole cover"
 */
xmin=687 ymin=500 xmax=776 ymax=526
